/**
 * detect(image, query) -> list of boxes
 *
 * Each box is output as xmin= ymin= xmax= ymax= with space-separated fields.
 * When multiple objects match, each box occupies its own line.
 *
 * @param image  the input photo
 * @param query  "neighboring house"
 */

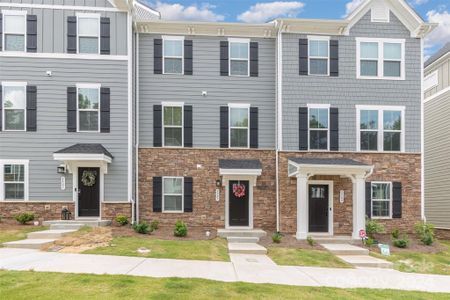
xmin=1 ymin=0 xmax=435 ymax=240
xmin=424 ymin=42 xmax=450 ymax=235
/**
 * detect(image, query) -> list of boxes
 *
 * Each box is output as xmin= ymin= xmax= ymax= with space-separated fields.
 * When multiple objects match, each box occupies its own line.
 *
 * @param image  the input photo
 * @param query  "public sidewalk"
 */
xmin=1 ymin=248 xmax=449 ymax=293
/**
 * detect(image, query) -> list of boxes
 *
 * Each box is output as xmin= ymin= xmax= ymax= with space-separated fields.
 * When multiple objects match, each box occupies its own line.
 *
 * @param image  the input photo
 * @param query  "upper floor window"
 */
xmin=163 ymin=36 xmax=184 ymax=74
xmin=308 ymin=105 xmax=329 ymax=150
xmin=2 ymin=82 xmax=26 ymax=131
xmin=229 ymin=104 xmax=249 ymax=148
xmin=308 ymin=37 xmax=329 ymax=76
xmin=163 ymin=104 xmax=183 ymax=147
xmin=229 ymin=38 xmax=249 ymax=76
xmin=163 ymin=177 xmax=183 ymax=212
xmin=2 ymin=10 xmax=26 ymax=52
xmin=357 ymin=38 xmax=405 ymax=80
xmin=357 ymin=105 xmax=404 ymax=152
xmin=371 ymin=182 xmax=392 ymax=218
xmin=0 ymin=160 xmax=28 ymax=201
xmin=77 ymin=13 xmax=100 ymax=54
xmin=77 ymin=84 xmax=100 ymax=132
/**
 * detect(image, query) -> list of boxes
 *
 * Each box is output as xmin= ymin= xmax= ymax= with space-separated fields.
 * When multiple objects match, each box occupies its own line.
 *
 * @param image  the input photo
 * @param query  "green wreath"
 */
xmin=81 ymin=170 xmax=97 ymax=187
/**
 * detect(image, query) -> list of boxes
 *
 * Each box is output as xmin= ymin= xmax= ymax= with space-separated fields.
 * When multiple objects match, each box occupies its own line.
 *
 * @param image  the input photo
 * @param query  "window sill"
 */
xmin=371 ymin=217 xmax=392 ymax=220
xmin=357 ymin=76 xmax=405 ymax=81
xmin=228 ymin=74 xmax=250 ymax=78
xmin=162 ymin=211 xmax=184 ymax=214
xmin=357 ymin=150 xmax=404 ymax=153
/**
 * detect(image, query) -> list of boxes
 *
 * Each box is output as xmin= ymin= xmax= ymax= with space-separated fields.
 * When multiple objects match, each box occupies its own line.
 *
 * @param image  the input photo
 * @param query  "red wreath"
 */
xmin=233 ymin=183 xmax=246 ymax=198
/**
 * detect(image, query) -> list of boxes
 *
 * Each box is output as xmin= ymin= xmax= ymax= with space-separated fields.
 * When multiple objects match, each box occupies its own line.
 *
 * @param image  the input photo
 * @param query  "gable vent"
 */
xmin=371 ymin=0 xmax=390 ymax=23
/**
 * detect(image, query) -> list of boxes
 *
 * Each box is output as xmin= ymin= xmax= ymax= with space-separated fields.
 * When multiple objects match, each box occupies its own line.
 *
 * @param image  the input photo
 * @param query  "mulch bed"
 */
xmin=111 ymin=225 xmax=219 ymax=241
xmin=258 ymin=231 xmax=324 ymax=250
xmin=360 ymin=234 xmax=447 ymax=254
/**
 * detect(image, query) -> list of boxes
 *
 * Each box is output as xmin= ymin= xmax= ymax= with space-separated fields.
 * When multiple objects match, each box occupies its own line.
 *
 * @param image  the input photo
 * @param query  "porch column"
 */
xmin=296 ymin=174 xmax=308 ymax=240
xmin=352 ymin=175 xmax=366 ymax=239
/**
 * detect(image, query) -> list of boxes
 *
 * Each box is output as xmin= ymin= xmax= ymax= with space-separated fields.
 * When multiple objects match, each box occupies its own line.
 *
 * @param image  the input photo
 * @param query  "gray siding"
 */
xmin=0 ymin=4 xmax=127 ymax=55
xmin=425 ymin=56 xmax=450 ymax=98
xmin=424 ymin=92 xmax=450 ymax=228
xmin=138 ymin=34 xmax=276 ymax=149
xmin=282 ymin=11 xmax=422 ymax=152
xmin=0 ymin=57 xmax=129 ymax=202
xmin=1 ymin=0 xmax=114 ymax=8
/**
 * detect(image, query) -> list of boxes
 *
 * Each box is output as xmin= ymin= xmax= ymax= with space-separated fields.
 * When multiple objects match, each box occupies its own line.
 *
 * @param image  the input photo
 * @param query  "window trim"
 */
xmin=371 ymin=181 xmax=393 ymax=219
xmin=76 ymin=12 xmax=101 ymax=55
xmin=0 ymin=159 xmax=29 ymax=202
xmin=307 ymin=104 xmax=330 ymax=151
xmin=162 ymin=35 xmax=185 ymax=75
xmin=76 ymin=83 xmax=101 ymax=133
xmin=1 ymin=10 xmax=27 ymax=52
xmin=356 ymin=38 xmax=405 ymax=80
xmin=162 ymin=176 xmax=184 ymax=213
xmin=228 ymin=103 xmax=250 ymax=149
xmin=162 ymin=102 xmax=184 ymax=148
xmin=307 ymin=35 xmax=330 ymax=77
xmin=356 ymin=105 xmax=405 ymax=152
xmin=1 ymin=81 xmax=27 ymax=132
xmin=228 ymin=38 xmax=250 ymax=77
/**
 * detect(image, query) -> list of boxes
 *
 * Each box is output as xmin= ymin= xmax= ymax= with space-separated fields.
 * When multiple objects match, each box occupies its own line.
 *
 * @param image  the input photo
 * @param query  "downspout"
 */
xmin=275 ymin=20 xmax=283 ymax=233
xmin=135 ymin=31 xmax=140 ymax=224
xmin=420 ymin=37 xmax=425 ymax=221
xmin=127 ymin=9 xmax=135 ymax=224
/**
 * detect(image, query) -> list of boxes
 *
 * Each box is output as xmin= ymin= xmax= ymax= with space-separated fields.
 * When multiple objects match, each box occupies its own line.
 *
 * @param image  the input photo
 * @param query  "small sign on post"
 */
xmin=378 ymin=244 xmax=390 ymax=256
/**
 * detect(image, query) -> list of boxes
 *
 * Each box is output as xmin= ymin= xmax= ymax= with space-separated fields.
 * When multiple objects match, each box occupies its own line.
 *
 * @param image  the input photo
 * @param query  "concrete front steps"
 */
xmin=218 ymin=229 xmax=268 ymax=255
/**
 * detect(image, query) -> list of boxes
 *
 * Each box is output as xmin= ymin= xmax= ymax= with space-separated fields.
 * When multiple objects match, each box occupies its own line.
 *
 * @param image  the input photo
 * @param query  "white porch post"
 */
xmin=296 ymin=174 xmax=308 ymax=240
xmin=352 ymin=175 xmax=366 ymax=239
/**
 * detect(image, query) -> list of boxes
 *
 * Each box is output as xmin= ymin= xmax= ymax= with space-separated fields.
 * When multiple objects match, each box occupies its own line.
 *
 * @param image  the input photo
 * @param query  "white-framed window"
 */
xmin=162 ymin=102 xmax=183 ymax=147
xmin=2 ymin=82 xmax=27 ymax=131
xmin=424 ymin=70 xmax=438 ymax=91
xmin=308 ymin=36 xmax=329 ymax=76
xmin=371 ymin=182 xmax=392 ymax=218
xmin=2 ymin=10 xmax=27 ymax=52
xmin=162 ymin=177 xmax=183 ymax=213
xmin=308 ymin=104 xmax=330 ymax=150
xmin=356 ymin=38 xmax=405 ymax=80
xmin=229 ymin=38 xmax=250 ymax=77
xmin=77 ymin=83 xmax=100 ymax=132
xmin=229 ymin=104 xmax=249 ymax=148
xmin=0 ymin=160 xmax=29 ymax=201
xmin=77 ymin=13 xmax=100 ymax=54
xmin=356 ymin=105 xmax=405 ymax=152
xmin=163 ymin=36 xmax=184 ymax=74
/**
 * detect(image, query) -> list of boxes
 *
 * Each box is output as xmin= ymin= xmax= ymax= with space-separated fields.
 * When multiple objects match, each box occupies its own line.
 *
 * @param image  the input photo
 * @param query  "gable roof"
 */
xmin=425 ymin=42 xmax=450 ymax=69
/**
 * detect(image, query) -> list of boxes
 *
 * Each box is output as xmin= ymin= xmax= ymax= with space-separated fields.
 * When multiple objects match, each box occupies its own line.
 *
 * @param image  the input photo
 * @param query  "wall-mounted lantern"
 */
xmin=57 ymin=164 xmax=66 ymax=174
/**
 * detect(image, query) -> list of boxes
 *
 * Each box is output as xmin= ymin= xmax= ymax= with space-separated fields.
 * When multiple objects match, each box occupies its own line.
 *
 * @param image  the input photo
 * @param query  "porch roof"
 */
xmin=53 ymin=144 xmax=113 ymax=163
xmin=219 ymin=159 xmax=262 ymax=176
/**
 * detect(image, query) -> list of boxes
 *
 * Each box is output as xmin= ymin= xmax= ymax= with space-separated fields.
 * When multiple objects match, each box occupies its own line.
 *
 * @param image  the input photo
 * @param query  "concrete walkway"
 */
xmin=0 ymin=248 xmax=449 ymax=293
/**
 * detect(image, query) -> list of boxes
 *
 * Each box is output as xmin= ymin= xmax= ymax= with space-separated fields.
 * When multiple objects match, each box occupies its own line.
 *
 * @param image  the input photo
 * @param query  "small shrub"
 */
xmin=415 ymin=221 xmax=435 ymax=246
xmin=150 ymin=220 xmax=160 ymax=231
xmin=115 ymin=215 xmax=128 ymax=226
xmin=306 ymin=235 xmax=315 ymax=247
xmin=366 ymin=219 xmax=385 ymax=239
xmin=174 ymin=220 xmax=188 ymax=237
xmin=391 ymin=229 xmax=400 ymax=239
xmin=393 ymin=235 xmax=409 ymax=248
xmin=365 ymin=237 xmax=375 ymax=247
xmin=15 ymin=212 xmax=35 ymax=225
xmin=133 ymin=222 xmax=151 ymax=234
xmin=272 ymin=232 xmax=282 ymax=244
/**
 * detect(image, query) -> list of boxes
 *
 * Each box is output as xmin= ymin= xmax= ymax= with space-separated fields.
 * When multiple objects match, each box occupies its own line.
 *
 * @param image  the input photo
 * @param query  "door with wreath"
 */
xmin=78 ymin=167 xmax=100 ymax=217
xmin=228 ymin=180 xmax=250 ymax=227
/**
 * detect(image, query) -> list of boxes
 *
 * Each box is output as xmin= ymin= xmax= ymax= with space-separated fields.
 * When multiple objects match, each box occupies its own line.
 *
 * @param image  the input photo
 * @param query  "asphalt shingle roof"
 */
xmin=425 ymin=42 xmax=450 ymax=68
xmin=288 ymin=157 xmax=368 ymax=166
xmin=219 ymin=159 xmax=262 ymax=170
xmin=54 ymin=144 xmax=113 ymax=159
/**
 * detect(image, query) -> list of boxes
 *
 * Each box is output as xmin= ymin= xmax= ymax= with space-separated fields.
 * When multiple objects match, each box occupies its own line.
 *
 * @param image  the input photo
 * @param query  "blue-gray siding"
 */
xmin=2 ymin=0 xmax=114 ymax=8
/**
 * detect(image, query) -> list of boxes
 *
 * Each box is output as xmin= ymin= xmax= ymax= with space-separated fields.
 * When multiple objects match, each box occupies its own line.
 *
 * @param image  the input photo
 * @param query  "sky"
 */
xmin=144 ymin=0 xmax=450 ymax=58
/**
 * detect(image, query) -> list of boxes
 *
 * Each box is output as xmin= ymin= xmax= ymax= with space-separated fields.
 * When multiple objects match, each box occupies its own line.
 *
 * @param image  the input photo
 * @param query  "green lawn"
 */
xmin=371 ymin=241 xmax=450 ymax=275
xmin=0 ymin=225 xmax=48 ymax=246
xmin=267 ymin=247 xmax=351 ymax=268
xmin=0 ymin=270 xmax=448 ymax=300
xmin=84 ymin=236 xmax=230 ymax=261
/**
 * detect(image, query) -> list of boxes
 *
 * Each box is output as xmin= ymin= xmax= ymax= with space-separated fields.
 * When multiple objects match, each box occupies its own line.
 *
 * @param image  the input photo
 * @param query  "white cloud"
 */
xmin=151 ymin=1 xmax=224 ymax=22
xmin=344 ymin=0 xmax=365 ymax=17
xmin=425 ymin=8 xmax=450 ymax=51
xmin=237 ymin=1 xmax=305 ymax=23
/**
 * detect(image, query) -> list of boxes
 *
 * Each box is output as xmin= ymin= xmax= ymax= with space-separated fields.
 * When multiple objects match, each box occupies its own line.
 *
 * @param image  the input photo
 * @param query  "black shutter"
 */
xmin=153 ymin=177 xmax=162 ymax=212
xmin=330 ymin=40 xmax=339 ymax=77
xmin=0 ymin=85 xmax=2 ymax=130
xmin=26 ymin=86 xmax=37 ymax=131
xmin=392 ymin=182 xmax=402 ymax=218
xmin=100 ymin=87 xmax=110 ymax=133
xmin=299 ymin=39 xmax=308 ymax=76
xmin=67 ymin=16 xmax=77 ymax=54
xmin=0 ymin=14 xmax=2 ymax=51
xmin=26 ymin=15 xmax=37 ymax=53
xmin=184 ymin=105 xmax=193 ymax=147
xmin=100 ymin=17 xmax=110 ymax=55
xmin=298 ymin=107 xmax=308 ymax=150
xmin=154 ymin=39 xmax=163 ymax=74
xmin=250 ymin=107 xmax=258 ymax=148
xmin=330 ymin=107 xmax=339 ymax=151
xmin=184 ymin=40 xmax=193 ymax=75
xmin=220 ymin=106 xmax=229 ymax=148
xmin=184 ymin=177 xmax=193 ymax=212
xmin=250 ymin=42 xmax=258 ymax=77
xmin=366 ymin=182 xmax=372 ymax=218
xmin=67 ymin=87 xmax=77 ymax=132
xmin=220 ymin=41 xmax=229 ymax=76
xmin=153 ymin=105 xmax=162 ymax=147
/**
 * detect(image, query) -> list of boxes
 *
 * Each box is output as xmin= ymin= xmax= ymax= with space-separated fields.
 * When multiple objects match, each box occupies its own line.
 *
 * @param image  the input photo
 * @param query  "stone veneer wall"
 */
xmin=102 ymin=203 xmax=132 ymax=221
xmin=279 ymin=152 xmax=421 ymax=234
xmin=435 ymin=229 xmax=450 ymax=240
xmin=138 ymin=148 xmax=277 ymax=230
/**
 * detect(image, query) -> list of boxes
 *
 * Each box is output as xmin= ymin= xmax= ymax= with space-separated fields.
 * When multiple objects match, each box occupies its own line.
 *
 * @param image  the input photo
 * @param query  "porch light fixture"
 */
xmin=57 ymin=164 xmax=66 ymax=174
xmin=215 ymin=179 xmax=222 ymax=188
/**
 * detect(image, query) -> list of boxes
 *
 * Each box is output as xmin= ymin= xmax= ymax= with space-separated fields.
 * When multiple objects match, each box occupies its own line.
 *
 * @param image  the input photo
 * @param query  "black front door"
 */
xmin=78 ymin=167 xmax=100 ymax=217
xmin=229 ymin=180 xmax=249 ymax=227
xmin=308 ymin=184 xmax=329 ymax=233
